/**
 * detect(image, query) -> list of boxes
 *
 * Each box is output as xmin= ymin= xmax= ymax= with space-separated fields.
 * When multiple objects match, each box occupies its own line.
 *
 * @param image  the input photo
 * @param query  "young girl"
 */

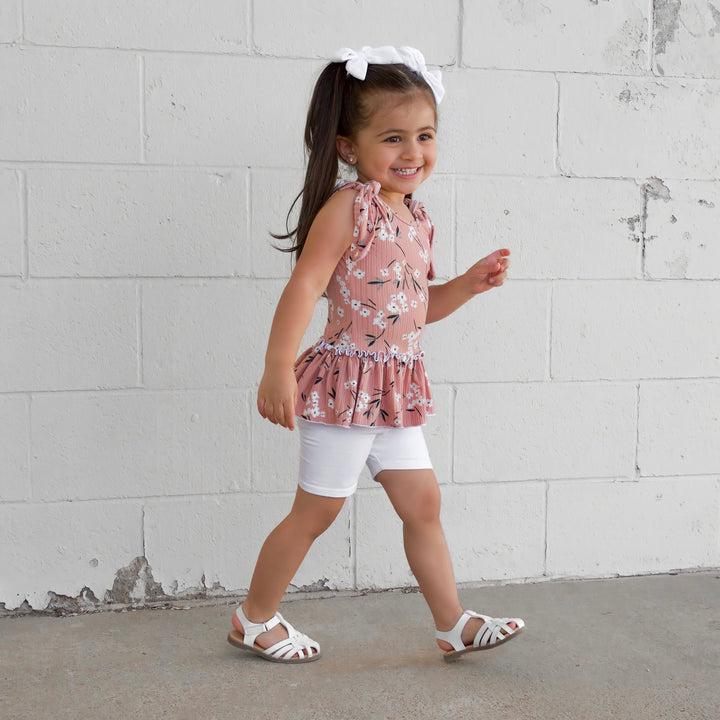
xmin=228 ymin=45 xmax=524 ymax=664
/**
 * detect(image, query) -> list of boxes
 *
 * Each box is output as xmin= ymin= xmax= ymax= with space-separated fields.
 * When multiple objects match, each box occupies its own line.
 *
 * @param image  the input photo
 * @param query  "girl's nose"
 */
xmin=402 ymin=141 xmax=422 ymax=159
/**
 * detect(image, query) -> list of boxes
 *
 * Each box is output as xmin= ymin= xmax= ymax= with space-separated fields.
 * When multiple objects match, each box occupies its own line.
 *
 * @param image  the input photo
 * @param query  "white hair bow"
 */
xmin=331 ymin=45 xmax=445 ymax=104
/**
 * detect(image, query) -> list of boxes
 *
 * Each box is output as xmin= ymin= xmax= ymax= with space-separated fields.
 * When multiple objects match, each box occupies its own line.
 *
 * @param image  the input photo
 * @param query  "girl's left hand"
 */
xmin=464 ymin=248 xmax=511 ymax=293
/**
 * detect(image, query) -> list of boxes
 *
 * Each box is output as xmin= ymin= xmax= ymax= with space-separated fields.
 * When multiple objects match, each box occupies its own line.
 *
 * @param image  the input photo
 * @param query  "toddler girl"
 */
xmin=228 ymin=45 xmax=524 ymax=663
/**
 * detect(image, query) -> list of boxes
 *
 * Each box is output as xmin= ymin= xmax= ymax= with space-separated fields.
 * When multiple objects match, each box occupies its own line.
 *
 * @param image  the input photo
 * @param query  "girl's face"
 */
xmin=337 ymin=91 xmax=437 ymax=207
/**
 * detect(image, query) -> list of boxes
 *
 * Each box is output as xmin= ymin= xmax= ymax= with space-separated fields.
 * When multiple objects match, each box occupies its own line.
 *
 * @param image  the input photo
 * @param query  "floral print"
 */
xmin=295 ymin=181 xmax=435 ymax=427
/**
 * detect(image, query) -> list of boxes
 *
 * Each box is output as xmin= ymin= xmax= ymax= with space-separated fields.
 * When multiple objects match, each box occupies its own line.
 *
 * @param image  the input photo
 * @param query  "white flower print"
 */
xmin=337 ymin=307 xmax=344 ymax=317
xmin=380 ymin=268 xmax=389 ymax=277
xmin=303 ymin=392 xmax=325 ymax=419
xmin=359 ymin=307 xmax=371 ymax=317
xmin=353 ymin=268 xmax=365 ymax=279
xmin=351 ymin=299 xmax=361 ymax=311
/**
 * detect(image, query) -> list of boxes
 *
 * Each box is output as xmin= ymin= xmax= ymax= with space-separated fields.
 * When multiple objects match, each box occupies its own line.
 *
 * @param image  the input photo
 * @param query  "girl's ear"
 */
xmin=336 ymin=135 xmax=357 ymax=165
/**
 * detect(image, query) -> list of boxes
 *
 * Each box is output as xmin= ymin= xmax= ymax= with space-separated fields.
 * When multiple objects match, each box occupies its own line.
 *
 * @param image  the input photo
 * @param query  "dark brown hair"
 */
xmin=274 ymin=61 xmax=437 ymax=260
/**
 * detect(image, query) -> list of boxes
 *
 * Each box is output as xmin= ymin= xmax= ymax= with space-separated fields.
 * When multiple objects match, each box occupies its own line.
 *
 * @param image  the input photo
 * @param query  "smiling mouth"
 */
xmin=392 ymin=167 xmax=421 ymax=177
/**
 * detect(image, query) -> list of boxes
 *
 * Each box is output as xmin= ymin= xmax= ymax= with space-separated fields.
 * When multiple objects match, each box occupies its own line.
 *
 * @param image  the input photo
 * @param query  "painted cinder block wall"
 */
xmin=1 ymin=1 xmax=719 ymax=611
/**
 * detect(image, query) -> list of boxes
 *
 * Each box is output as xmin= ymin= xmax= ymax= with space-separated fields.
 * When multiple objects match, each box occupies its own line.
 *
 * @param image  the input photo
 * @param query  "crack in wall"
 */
xmin=640 ymin=177 xmax=672 ymax=276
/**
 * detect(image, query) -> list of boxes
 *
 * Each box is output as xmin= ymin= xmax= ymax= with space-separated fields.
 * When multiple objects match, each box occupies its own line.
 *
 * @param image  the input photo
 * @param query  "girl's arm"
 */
xmin=257 ymin=190 xmax=357 ymax=430
xmin=426 ymin=249 xmax=510 ymax=324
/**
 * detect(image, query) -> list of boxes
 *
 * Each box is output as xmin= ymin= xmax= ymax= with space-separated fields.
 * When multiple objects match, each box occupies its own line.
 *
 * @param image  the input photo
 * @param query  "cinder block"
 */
xmin=24 ymin=0 xmax=248 ymax=53
xmin=463 ymin=0 xmax=649 ymax=74
xmin=0 ymin=170 xmax=21 ymax=276
xmin=0 ymin=1 xmax=20 ymax=42
xmin=355 ymin=488 xmax=413 ymax=589
xmin=31 ymin=390 xmax=251 ymax=501
xmin=0 ymin=501 xmax=143 ymax=610
xmin=253 ymin=0 xmax=458 ymax=64
xmin=438 ymin=69 xmax=556 ymax=176
xmin=559 ymin=74 xmax=720 ymax=179
xmin=547 ymin=478 xmax=720 ymax=577
xmin=0 ymin=47 xmax=139 ymax=163
xmin=653 ymin=0 xmax=720 ymax=78
xmin=144 ymin=493 xmax=353 ymax=595
xmin=645 ymin=179 xmax=720 ymax=279
xmin=355 ymin=481 xmax=546 ymax=588
xmin=0 ymin=396 xmax=30 ymax=502
xmin=28 ymin=169 xmax=248 ymax=278
xmin=0 ymin=281 xmax=137 ymax=392
xmin=416 ymin=175 xmax=454 ymax=281
xmin=454 ymin=382 xmax=637 ymax=483
xmin=145 ymin=56 xmax=319 ymax=167
xmin=441 ymin=483 xmax=546 ymax=583
xmin=251 ymin=413 xmax=302 ymax=494
xmin=250 ymin=168 xmax=304 ymax=279
xmin=456 ymin=177 xmax=642 ymax=280
xmin=639 ymin=381 xmax=720 ymax=477
xmin=552 ymin=281 xmax=720 ymax=380
xmin=421 ymin=384 xmax=453 ymax=484
xmin=422 ymin=281 xmax=548 ymax=383
xmin=142 ymin=279 xmax=326 ymax=390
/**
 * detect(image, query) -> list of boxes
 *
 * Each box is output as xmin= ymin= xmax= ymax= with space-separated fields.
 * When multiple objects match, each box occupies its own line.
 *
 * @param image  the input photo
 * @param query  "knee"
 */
xmin=288 ymin=497 xmax=344 ymax=540
xmin=305 ymin=505 xmax=341 ymax=539
xmin=401 ymin=483 xmax=442 ymax=527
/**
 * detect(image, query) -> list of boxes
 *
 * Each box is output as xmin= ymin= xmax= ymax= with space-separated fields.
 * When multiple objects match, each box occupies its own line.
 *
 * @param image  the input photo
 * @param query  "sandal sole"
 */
xmin=442 ymin=626 xmax=524 ymax=663
xmin=227 ymin=630 xmax=321 ymax=664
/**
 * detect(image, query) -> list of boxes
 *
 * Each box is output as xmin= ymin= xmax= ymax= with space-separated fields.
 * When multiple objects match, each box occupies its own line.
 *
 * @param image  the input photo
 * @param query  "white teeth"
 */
xmin=394 ymin=168 xmax=418 ymax=175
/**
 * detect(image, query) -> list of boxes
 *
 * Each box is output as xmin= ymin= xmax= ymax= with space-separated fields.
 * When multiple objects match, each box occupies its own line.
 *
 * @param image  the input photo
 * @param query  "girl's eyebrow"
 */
xmin=375 ymin=125 xmax=437 ymax=137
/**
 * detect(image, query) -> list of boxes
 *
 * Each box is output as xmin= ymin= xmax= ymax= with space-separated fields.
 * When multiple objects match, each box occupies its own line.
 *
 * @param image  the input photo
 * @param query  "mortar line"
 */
xmin=19 ymin=169 xmax=28 ymax=280
xmin=136 ymin=283 xmax=143 ymax=386
xmin=634 ymin=382 xmax=641 ymax=479
xmin=18 ymin=0 xmax=24 ymax=39
xmin=249 ymin=0 xmax=256 ymax=54
xmin=449 ymin=383 xmax=457 ymax=483
xmin=141 ymin=505 xmax=146 ymax=558
xmin=139 ymin=54 xmax=146 ymax=163
xmin=543 ymin=480 xmax=549 ymax=577
xmin=457 ymin=0 xmax=464 ymax=67
xmin=248 ymin=390 xmax=254 ymax=492
xmin=648 ymin=0 xmax=655 ymax=75
xmin=547 ymin=282 xmax=554 ymax=381
xmin=26 ymin=393 xmax=33 ymax=501
xmin=554 ymin=74 xmax=562 ymax=176
xmin=352 ymin=495 xmax=358 ymax=588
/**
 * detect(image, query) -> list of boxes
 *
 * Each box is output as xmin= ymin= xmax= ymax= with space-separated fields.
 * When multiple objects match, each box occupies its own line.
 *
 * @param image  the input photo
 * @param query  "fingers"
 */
xmin=257 ymin=395 xmax=296 ymax=429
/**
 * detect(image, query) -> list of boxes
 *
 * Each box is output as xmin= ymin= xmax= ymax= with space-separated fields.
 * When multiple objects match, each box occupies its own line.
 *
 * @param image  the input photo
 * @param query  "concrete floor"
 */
xmin=1 ymin=572 xmax=719 ymax=720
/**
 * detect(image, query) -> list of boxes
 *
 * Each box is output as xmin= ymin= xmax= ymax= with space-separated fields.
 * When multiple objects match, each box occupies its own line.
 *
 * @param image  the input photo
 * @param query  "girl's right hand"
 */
xmin=257 ymin=366 xmax=298 ymax=430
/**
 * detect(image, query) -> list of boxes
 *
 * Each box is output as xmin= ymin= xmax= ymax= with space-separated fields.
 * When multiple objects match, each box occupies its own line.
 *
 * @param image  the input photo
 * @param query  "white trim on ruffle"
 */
xmin=313 ymin=337 xmax=424 ymax=365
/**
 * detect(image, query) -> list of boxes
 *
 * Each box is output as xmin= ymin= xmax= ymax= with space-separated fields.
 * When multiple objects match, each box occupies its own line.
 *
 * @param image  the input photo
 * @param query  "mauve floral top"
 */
xmin=294 ymin=180 xmax=435 ymax=427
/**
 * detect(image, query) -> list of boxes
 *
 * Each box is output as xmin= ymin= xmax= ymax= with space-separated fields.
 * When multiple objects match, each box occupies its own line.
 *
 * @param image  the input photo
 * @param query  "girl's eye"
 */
xmin=384 ymin=136 xmax=401 ymax=143
xmin=419 ymin=133 xmax=434 ymax=142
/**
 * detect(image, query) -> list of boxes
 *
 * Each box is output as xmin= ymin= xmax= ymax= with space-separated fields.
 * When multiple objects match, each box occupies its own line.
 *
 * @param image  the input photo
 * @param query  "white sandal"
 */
xmin=227 ymin=606 xmax=321 ymax=664
xmin=436 ymin=610 xmax=525 ymax=662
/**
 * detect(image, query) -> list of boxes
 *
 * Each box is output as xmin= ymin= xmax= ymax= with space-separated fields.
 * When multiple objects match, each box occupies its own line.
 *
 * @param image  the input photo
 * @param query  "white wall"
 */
xmin=1 ymin=1 xmax=719 ymax=611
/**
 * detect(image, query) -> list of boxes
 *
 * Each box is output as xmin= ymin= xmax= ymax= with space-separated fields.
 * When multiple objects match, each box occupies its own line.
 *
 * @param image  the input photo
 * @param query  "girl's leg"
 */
xmin=376 ymin=469 xmax=516 ymax=651
xmin=236 ymin=486 xmax=345 ymax=652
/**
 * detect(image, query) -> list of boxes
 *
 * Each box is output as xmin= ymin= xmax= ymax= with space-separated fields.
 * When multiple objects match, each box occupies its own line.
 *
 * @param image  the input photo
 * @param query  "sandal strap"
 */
xmin=234 ymin=606 xmax=281 ymax=648
xmin=436 ymin=610 xmax=525 ymax=651
xmin=234 ymin=607 xmax=320 ymax=659
xmin=435 ymin=610 xmax=476 ymax=652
